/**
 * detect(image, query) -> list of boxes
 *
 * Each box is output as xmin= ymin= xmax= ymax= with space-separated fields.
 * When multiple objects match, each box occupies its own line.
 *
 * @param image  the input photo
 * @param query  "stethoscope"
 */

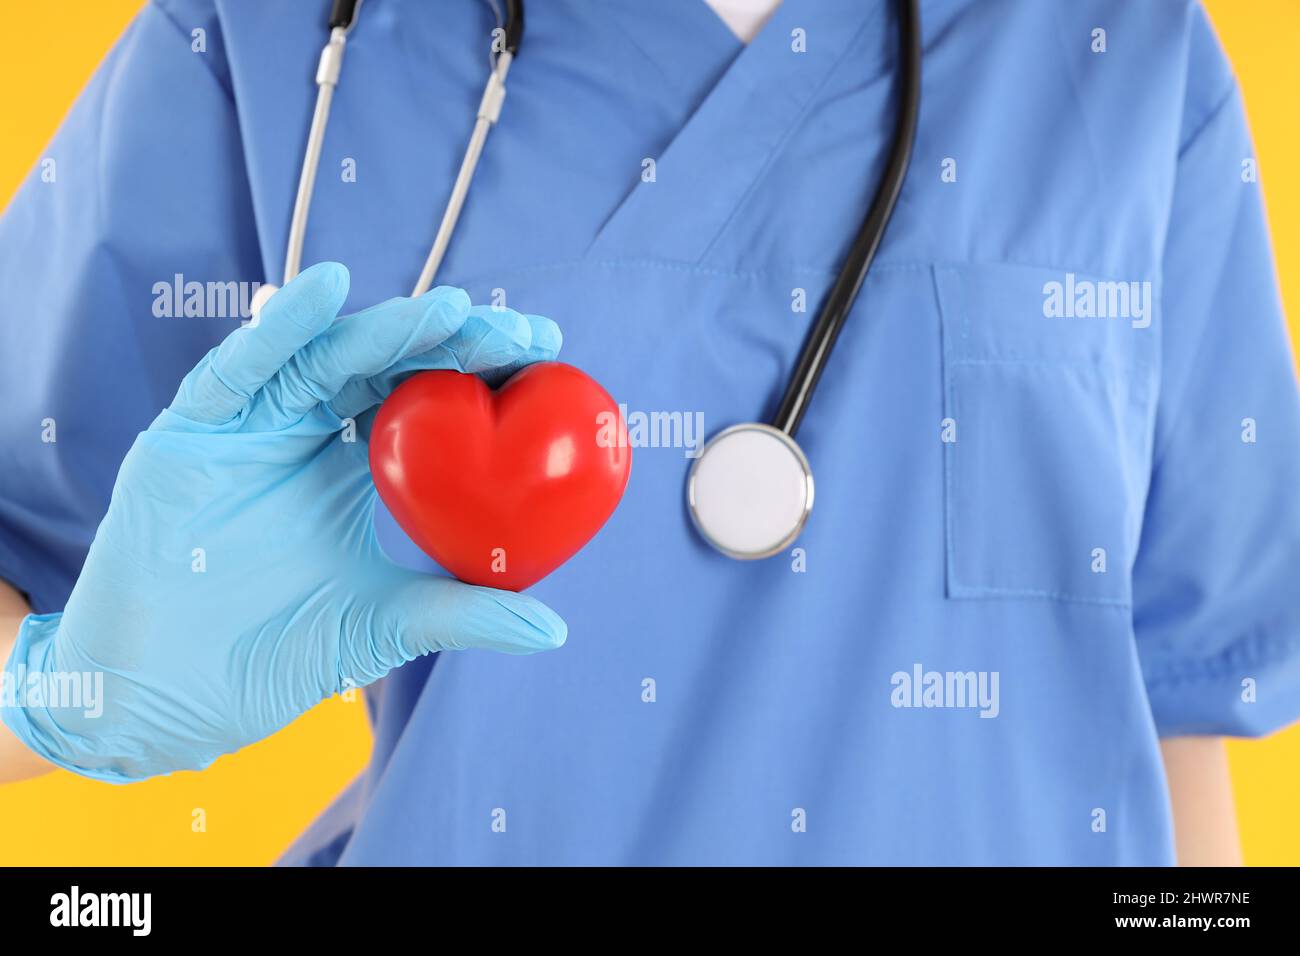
xmin=257 ymin=0 xmax=920 ymax=562
xmin=690 ymin=0 xmax=920 ymax=559
xmin=249 ymin=0 xmax=522 ymax=314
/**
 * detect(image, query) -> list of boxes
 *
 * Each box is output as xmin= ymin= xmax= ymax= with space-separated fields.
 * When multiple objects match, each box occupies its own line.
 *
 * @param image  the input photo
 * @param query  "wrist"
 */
xmin=0 ymin=613 xmax=64 ymax=782
xmin=1 ymin=613 xmax=134 ymax=784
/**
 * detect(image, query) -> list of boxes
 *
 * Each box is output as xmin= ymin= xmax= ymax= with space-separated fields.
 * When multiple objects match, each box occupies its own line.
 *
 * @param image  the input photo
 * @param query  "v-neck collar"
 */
xmin=588 ymin=0 xmax=887 ymax=264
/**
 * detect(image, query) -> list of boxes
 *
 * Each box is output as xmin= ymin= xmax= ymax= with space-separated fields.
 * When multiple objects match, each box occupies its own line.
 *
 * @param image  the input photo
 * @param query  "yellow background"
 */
xmin=0 ymin=0 xmax=1297 ymax=865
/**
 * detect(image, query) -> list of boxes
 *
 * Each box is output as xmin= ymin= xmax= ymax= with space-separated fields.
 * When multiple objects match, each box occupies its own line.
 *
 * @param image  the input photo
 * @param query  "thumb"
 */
xmin=338 ymin=571 xmax=567 ymax=686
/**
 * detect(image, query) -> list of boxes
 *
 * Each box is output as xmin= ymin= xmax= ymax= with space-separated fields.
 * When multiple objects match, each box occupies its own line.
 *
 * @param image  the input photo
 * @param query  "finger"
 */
xmin=339 ymin=572 xmax=568 ymax=686
xmin=478 ymin=313 xmax=564 ymax=387
xmin=443 ymin=304 xmax=534 ymax=372
xmin=170 ymin=262 xmax=349 ymax=424
xmin=328 ymin=311 xmax=563 ymax=421
xmin=252 ymin=286 xmax=471 ymax=427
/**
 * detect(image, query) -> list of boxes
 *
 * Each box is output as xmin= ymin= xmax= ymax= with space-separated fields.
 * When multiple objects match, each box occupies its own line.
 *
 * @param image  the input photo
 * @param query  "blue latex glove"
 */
xmin=0 ymin=262 xmax=567 ymax=783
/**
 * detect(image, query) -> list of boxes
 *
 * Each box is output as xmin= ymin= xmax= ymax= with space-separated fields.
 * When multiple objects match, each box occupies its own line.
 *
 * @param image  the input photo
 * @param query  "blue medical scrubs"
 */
xmin=2 ymin=0 xmax=1299 ymax=865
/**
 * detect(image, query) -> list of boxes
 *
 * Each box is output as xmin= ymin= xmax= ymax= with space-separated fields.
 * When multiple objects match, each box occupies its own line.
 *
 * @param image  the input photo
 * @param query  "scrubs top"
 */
xmin=2 ymin=0 xmax=1298 ymax=866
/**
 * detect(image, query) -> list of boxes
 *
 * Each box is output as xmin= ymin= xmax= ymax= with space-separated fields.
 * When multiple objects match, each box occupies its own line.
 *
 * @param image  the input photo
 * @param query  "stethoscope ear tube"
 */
xmin=329 ymin=0 xmax=362 ymax=31
xmin=272 ymin=0 xmax=526 ymax=302
xmin=769 ymin=0 xmax=921 ymax=438
xmin=502 ymin=0 xmax=525 ymax=55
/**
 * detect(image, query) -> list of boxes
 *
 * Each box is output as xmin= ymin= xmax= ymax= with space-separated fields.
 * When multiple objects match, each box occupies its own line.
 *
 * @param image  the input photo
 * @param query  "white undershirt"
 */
xmin=703 ymin=0 xmax=783 ymax=43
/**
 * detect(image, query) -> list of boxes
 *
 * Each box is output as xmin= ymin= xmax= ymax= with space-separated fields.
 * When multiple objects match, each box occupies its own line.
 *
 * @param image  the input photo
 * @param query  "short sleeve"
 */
xmin=1133 ymin=6 xmax=1300 ymax=737
xmin=0 ymin=0 xmax=259 ymax=612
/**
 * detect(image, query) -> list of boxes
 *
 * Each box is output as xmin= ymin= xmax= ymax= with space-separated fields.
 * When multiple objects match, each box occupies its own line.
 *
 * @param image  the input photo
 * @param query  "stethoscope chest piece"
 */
xmin=687 ymin=423 xmax=814 ymax=560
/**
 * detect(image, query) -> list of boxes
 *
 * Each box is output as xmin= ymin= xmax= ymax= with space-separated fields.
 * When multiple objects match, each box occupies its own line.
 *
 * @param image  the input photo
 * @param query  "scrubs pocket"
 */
xmin=934 ymin=264 xmax=1158 ymax=606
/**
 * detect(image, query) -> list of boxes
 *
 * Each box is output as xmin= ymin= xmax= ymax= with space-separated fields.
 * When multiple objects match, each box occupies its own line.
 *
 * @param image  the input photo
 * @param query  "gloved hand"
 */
xmin=0 ymin=262 xmax=567 ymax=783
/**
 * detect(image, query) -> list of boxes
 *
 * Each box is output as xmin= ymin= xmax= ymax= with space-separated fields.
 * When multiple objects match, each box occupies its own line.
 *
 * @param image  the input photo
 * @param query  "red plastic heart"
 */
xmin=369 ymin=362 xmax=631 ymax=591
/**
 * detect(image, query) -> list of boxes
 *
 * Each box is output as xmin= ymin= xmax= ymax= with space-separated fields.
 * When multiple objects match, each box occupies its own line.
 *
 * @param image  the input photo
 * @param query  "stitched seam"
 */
xmin=149 ymin=0 xmax=234 ymax=105
xmin=1177 ymin=81 xmax=1237 ymax=161
xmin=695 ymin=10 xmax=882 ymax=264
xmin=932 ymin=265 xmax=957 ymax=600
xmin=948 ymin=585 xmax=1132 ymax=609
xmin=445 ymin=256 xmax=1149 ymax=290
xmin=1144 ymin=622 xmax=1300 ymax=687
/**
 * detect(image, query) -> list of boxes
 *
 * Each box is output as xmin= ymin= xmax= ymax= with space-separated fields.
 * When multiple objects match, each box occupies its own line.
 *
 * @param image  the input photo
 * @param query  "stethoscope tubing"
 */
xmin=279 ymin=0 xmax=524 ymax=296
xmin=283 ymin=0 xmax=916 ymax=443
xmin=770 ymin=0 xmax=921 ymax=438
xmin=277 ymin=0 xmax=919 ymax=562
